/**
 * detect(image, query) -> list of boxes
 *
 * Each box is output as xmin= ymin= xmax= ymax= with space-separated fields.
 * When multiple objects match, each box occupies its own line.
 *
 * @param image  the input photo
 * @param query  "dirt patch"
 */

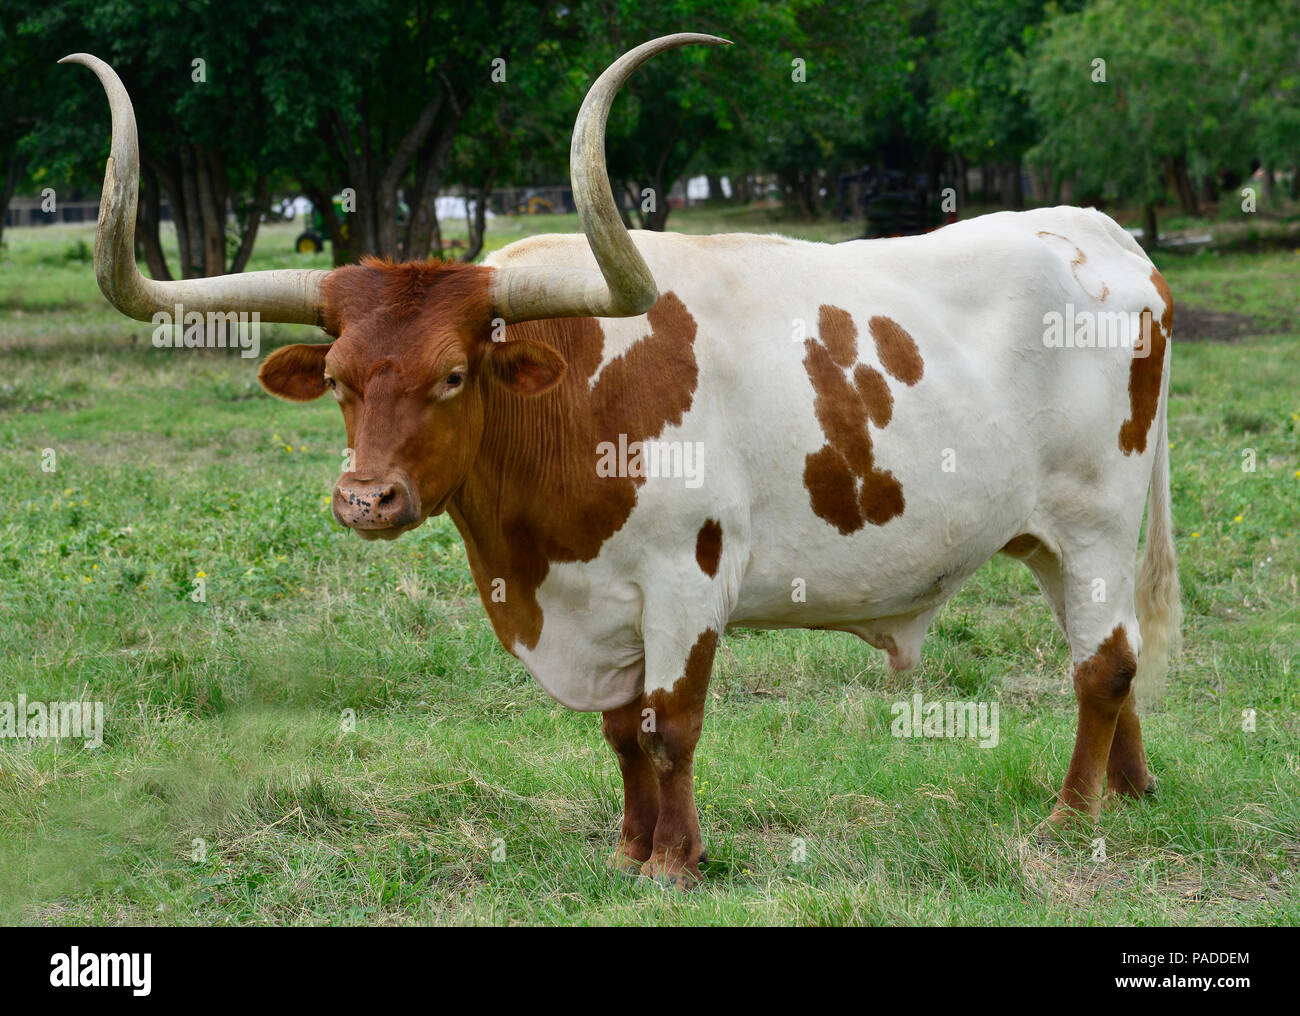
xmin=1174 ymin=305 xmax=1285 ymax=343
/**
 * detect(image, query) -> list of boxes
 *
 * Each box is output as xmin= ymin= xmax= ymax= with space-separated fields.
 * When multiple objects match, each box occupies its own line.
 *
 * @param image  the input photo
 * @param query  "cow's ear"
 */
xmin=486 ymin=339 xmax=566 ymax=397
xmin=258 ymin=343 xmax=333 ymax=402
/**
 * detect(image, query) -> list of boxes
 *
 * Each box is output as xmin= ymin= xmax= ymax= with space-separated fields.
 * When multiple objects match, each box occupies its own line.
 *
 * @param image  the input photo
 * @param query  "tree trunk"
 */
xmin=1259 ymin=163 xmax=1273 ymax=204
xmin=1167 ymin=155 xmax=1198 ymax=216
xmin=1 ymin=153 xmax=29 ymax=251
xmin=148 ymin=155 xmax=188 ymax=279
xmin=195 ymin=147 xmax=226 ymax=276
xmin=404 ymin=120 xmax=458 ymax=260
xmin=999 ymin=161 xmax=1024 ymax=209
xmin=228 ymin=175 xmax=269 ymax=275
xmin=303 ymin=182 xmax=352 ymax=267
xmin=460 ymin=166 xmax=499 ymax=263
xmin=176 ymin=145 xmax=208 ymax=278
xmin=328 ymin=110 xmax=379 ymax=259
xmin=779 ymin=170 xmax=815 ymax=219
xmin=377 ymin=94 xmax=445 ymax=257
xmin=643 ymin=187 xmax=671 ymax=230
xmin=1201 ymin=171 xmax=1219 ymax=206
xmin=1029 ymin=164 xmax=1049 ymax=206
xmin=136 ymin=163 xmax=172 ymax=281
xmin=1141 ymin=201 xmax=1159 ymax=248
xmin=617 ymin=181 xmax=637 ymax=228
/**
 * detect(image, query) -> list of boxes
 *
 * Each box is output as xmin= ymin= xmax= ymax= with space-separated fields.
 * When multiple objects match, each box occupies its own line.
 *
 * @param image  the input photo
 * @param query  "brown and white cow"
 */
xmin=66 ymin=33 xmax=1180 ymax=888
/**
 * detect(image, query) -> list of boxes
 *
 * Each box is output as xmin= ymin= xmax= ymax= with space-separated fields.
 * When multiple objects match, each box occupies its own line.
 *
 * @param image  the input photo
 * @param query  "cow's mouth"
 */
xmin=335 ymin=485 xmax=456 ymax=541
xmin=332 ymin=473 xmax=422 ymax=535
xmin=353 ymin=519 xmax=423 ymax=542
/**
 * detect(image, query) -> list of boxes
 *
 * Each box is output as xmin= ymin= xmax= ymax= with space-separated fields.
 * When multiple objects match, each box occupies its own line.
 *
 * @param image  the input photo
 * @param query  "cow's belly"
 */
xmin=732 ymin=472 xmax=1032 ymax=625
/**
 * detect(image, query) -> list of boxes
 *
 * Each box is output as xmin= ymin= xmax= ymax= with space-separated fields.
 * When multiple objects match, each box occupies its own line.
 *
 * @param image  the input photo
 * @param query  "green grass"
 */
xmin=0 ymin=213 xmax=1297 ymax=926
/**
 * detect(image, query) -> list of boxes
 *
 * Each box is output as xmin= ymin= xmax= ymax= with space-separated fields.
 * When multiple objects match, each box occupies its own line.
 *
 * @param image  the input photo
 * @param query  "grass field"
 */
xmin=0 ymin=211 xmax=1297 ymax=926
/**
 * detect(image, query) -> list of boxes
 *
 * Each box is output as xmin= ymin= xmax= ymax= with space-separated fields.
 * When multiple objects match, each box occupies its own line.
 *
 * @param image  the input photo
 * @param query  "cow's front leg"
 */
xmin=601 ymin=696 xmax=659 ymax=871
xmin=638 ymin=627 xmax=719 ymax=890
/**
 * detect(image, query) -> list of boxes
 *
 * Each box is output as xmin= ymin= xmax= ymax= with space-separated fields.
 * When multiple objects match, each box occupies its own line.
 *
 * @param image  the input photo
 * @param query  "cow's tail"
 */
xmin=1134 ymin=363 xmax=1181 ymax=708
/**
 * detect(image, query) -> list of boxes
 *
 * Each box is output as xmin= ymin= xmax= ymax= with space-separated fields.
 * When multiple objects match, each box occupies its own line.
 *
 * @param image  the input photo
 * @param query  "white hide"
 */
xmin=484 ymin=207 xmax=1172 ymax=711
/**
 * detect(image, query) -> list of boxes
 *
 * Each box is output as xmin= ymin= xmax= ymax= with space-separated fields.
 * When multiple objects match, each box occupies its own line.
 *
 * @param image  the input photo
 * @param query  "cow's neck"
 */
xmin=447 ymin=315 xmax=614 ymax=654
xmin=447 ymin=300 xmax=699 ymax=654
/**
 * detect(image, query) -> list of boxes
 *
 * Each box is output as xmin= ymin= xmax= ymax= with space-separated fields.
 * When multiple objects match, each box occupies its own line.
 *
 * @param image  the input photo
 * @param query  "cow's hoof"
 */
xmin=1035 ymin=808 xmax=1095 ymax=843
xmin=608 ymin=844 xmax=650 ymax=878
xmin=1107 ymin=771 xmax=1157 ymax=800
xmin=640 ymin=857 xmax=701 ymax=892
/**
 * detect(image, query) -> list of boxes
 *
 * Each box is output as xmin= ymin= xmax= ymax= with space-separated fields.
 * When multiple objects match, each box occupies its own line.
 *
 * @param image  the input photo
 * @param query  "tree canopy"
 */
xmin=2 ymin=0 xmax=1295 ymax=259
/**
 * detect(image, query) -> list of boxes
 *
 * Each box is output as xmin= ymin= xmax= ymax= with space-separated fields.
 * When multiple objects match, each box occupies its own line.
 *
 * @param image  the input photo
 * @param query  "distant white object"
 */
xmin=1125 ymin=226 xmax=1213 ymax=248
xmin=1161 ymin=233 xmax=1213 ymax=248
xmin=436 ymin=195 xmax=496 ymax=221
xmin=686 ymin=175 xmax=730 ymax=200
xmin=277 ymin=194 xmax=495 ymax=223
xmin=277 ymin=195 xmax=313 ymax=219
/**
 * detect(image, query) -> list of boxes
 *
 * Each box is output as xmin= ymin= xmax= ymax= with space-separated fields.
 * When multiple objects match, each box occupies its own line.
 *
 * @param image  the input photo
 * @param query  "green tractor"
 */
xmin=295 ymin=195 xmax=411 ymax=255
xmin=293 ymin=197 xmax=344 ymax=255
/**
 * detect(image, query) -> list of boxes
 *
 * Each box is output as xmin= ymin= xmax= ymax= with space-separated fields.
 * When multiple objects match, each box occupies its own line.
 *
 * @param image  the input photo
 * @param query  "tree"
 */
xmin=1025 ymin=0 xmax=1243 ymax=245
xmin=755 ymin=0 xmax=920 ymax=219
xmin=564 ymin=0 xmax=904 ymax=230
xmin=274 ymin=0 xmax=575 ymax=264
xmin=929 ymin=0 xmax=1076 ymax=208
xmin=0 ymin=0 xmax=91 ymax=250
xmin=26 ymin=0 xmax=307 ymax=279
xmin=1232 ymin=0 xmax=1300 ymax=203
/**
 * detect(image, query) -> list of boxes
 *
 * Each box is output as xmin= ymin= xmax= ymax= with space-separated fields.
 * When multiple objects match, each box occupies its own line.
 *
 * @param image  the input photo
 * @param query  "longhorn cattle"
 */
xmin=66 ymin=33 xmax=1180 ymax=889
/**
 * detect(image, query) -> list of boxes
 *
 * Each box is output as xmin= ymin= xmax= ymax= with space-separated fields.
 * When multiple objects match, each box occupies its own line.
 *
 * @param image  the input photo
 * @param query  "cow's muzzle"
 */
xmin=333 ymin=473 xmax=421 ymax=539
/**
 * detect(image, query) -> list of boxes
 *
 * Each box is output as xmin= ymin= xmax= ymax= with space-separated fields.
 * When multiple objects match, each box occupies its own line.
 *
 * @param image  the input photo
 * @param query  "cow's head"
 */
xmin=258 ymin=259 xmax=566 ymax=539
xmin=63 ymin=33 xmax=729 ymax=540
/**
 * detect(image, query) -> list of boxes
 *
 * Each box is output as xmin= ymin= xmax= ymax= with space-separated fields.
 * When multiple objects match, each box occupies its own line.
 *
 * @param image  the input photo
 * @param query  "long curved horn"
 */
xmin=490 ymin=33 xmax=730 ymax=323
xmin=60 ymin=53 xmax=327 ymax=325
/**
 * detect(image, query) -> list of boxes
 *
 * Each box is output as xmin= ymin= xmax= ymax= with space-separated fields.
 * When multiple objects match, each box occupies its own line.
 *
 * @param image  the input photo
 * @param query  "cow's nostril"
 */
xmin=334 ymin=475 xmax=418 ymax=532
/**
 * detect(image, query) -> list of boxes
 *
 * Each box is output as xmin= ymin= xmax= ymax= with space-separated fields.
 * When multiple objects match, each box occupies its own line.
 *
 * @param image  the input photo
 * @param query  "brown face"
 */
xmin=257 ymin=260 xmax=566 ymax=541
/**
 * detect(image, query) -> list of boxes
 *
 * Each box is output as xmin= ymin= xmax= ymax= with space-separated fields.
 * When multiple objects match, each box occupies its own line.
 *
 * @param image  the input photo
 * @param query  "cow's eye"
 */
xmin=324 ymin=376 xmax=336 ymax=389
xmin=437 ymin=369 xmax=467 ymax=402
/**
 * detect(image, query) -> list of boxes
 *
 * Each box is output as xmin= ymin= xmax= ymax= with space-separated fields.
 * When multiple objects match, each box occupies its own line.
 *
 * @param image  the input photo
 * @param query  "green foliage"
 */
xmin=4 ymin=0 xmax=1299 ymax=248
xmin=929 ymin=0 xmax=1081 ymax=163
xmin=1024 ymin=0 xmax=1275 ymax=202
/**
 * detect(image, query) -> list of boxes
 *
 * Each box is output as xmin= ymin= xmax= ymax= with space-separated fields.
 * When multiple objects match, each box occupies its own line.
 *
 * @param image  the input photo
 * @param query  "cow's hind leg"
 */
xmin=1107 ymin=688 xmax=1155 ymax=798
xmin=1002 ymin=535 xmax=1068 ymax=638
xmin=601 ymin=695 xmax=659 ymax=871
xmin=1008 ymin=535 xmax=1155 ymax=813
xmin=637 ymin=624 xmax=719 ymax=890
xmin=1047 ymin=542 xmax=1145 ymax=826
